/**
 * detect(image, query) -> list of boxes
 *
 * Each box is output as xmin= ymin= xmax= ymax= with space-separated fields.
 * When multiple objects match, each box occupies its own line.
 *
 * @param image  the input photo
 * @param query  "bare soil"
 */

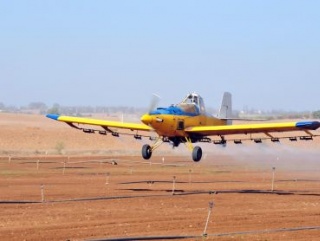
xmin=0 ymin=113 xmax=319 ymax=240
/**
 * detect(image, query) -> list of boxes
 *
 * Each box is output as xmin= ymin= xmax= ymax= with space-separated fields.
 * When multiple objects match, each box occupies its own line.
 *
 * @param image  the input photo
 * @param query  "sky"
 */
xmin=1 ymin=0 xmax=320 ymax=111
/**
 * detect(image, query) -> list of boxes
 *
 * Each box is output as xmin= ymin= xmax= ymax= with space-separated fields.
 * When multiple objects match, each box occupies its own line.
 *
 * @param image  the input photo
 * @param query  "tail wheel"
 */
xmin=142 ymin=144 xmax=152 ymax=160
xmin=192 ymin=146 xmax=202 ymax=162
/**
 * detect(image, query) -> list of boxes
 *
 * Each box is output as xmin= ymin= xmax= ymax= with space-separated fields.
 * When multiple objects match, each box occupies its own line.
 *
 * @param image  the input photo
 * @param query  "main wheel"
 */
xmin=142 ymin=144 xmax=152 ymax=160
xmin=192 ymin=146 xmax=202 ymax=162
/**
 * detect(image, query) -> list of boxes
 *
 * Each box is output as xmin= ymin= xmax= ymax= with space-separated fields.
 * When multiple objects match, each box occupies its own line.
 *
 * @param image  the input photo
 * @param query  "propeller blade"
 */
xmin=148 ymin=93 xmax=161 ymax=113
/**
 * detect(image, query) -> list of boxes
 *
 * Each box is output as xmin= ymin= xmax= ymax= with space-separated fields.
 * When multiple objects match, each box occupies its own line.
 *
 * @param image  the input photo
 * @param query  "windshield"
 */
xmin=178 ymin=93 xmax=206 ymax=114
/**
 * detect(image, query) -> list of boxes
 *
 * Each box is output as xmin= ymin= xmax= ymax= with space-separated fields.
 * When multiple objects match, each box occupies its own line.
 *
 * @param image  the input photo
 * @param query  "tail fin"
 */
xmin=218 ymin=92 xmax=232 ymax=125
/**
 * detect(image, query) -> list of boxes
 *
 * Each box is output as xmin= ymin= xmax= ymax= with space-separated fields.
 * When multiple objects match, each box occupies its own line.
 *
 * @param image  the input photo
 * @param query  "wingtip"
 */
xmin=296 ymin=121 xmax=320 ymax=130
xmin=46 ymin=114 xmax=60 ymax=120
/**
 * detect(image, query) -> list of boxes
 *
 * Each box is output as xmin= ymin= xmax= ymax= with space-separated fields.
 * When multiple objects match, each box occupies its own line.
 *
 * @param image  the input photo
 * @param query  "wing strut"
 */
xmin=304 ymin=130 xmax=314 ymax=136
xmin=102 ymin=126 xmax=114 ymax=133
xmin=264 ymin=132 xmax=274 ymax=138
xmin=67 ymin=122 xmax=82 ymax=130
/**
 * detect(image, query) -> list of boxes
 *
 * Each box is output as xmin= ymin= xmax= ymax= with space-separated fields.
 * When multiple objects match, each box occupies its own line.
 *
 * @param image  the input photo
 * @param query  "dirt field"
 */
xmin=0 ymin=113 xmax=319 ymax=240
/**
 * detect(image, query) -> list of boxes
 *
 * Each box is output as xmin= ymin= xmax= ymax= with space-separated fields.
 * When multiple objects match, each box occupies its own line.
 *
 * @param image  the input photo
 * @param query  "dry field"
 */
xmin=0 ymin=113 xmax=319 ymax=241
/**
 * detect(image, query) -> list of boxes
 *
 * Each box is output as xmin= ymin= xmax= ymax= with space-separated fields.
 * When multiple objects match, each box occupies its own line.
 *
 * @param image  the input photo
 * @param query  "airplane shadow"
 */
xmin=119 ymin=180 xmax=244 ymax=185
xmin=118 ymin=188 xmax=320 ymax=197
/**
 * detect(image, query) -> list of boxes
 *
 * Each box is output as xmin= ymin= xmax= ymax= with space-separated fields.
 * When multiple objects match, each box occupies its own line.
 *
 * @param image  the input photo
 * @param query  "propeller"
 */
xmin=148 ymin=93 xmax=161 ymax=113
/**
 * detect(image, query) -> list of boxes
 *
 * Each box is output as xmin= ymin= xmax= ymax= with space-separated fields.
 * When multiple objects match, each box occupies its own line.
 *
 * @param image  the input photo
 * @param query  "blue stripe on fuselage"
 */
xmin=150 ymin=106 xmax=199 ymax=116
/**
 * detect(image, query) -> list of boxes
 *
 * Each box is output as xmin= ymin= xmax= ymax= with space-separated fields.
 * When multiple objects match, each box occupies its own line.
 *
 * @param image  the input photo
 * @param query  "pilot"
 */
xmin=193 ymin=96 xmax=198 ymax=104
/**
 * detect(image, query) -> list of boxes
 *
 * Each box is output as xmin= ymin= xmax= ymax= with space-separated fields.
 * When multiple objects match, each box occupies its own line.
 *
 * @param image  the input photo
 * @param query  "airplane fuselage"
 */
xmin=141 ymin=112 xmax=226 ymax=137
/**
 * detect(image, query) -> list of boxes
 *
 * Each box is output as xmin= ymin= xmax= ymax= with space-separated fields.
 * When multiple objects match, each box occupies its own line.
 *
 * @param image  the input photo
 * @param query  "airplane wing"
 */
xmin=185 ymin=121 xmax=320 ymax=136
xmin=46 ymin=114 xmax=153 ymax=133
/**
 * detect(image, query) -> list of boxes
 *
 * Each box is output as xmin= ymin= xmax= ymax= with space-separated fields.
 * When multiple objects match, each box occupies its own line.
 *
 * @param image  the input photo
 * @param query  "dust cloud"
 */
xmin=197 ymin=141 xmax=320 ymax=172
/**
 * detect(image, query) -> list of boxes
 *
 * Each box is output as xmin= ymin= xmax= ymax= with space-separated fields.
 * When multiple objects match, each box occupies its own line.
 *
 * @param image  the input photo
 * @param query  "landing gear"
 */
xmin=141 ymin=137 xmax=203 ymax=162
xmin=184 ymin=137 xmax=203 ymax=162
xmin=141 ymin=137 xmax=164 ymax=160
xmin=192 ymin=146 xmax=202 ymax=162
xmin=142 ymin=144 xmax=152 ymax=160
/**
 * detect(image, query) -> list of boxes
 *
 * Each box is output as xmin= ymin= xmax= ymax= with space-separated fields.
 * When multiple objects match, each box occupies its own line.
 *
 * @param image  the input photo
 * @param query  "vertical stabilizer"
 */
xmin=218 ymin=92 xmax=232 ymax=125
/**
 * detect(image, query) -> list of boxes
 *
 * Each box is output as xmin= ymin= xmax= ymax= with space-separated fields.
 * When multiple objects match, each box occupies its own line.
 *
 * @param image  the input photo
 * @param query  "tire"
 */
xmin=142 ymin=144 xmax=152 ymax=160
xmin=192 ymin=146 xmax=202 ymax=162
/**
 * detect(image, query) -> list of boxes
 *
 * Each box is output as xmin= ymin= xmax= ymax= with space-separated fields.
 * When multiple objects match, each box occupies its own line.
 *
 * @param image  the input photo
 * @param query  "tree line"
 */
xmin=0 ymin=101 xmax=320 ymax=119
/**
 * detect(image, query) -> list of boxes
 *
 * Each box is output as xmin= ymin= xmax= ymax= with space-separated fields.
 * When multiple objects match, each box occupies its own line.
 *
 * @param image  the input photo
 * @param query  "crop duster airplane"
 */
xmin=46 ymin=92 xmax=320 ymax=162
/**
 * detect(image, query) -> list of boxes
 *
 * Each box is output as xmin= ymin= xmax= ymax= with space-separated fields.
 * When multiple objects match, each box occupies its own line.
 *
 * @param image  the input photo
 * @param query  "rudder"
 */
xmin=218 ymin=92 xmax=232 ymax=125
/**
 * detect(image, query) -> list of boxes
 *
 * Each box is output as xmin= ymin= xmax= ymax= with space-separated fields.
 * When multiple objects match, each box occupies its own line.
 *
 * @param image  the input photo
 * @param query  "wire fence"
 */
xmin=87 ymin=226 xmax=320 ymax=241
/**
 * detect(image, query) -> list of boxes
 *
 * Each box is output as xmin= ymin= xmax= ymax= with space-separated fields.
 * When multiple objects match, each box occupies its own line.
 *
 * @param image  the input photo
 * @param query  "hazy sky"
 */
xmin=1 ymin=1 xmax=319 ymax=111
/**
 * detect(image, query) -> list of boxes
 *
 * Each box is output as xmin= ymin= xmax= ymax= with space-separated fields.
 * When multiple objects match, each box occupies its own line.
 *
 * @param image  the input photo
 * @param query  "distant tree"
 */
xmin=28 ymin=102 xmax=48 ymax=114
xmin=0 ymin=102 xmax=5 ymax=110
xmin=28 ymin=102 xmax=47 ymax=110
xmin=47 ymin=103 xmax=60 ymax=115
xmin=312 ymin=110 xmax=320 ymax=119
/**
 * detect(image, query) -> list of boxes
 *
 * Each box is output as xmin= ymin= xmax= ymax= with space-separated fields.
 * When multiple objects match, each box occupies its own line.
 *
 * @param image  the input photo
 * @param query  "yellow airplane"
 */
xmin=46 ymin=92 xmax=320 ymax=162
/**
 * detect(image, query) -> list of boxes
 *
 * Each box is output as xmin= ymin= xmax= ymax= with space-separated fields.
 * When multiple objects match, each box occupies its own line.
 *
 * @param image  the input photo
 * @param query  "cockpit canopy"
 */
xmin=178 ymin=93 xmax=206 ymax=114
